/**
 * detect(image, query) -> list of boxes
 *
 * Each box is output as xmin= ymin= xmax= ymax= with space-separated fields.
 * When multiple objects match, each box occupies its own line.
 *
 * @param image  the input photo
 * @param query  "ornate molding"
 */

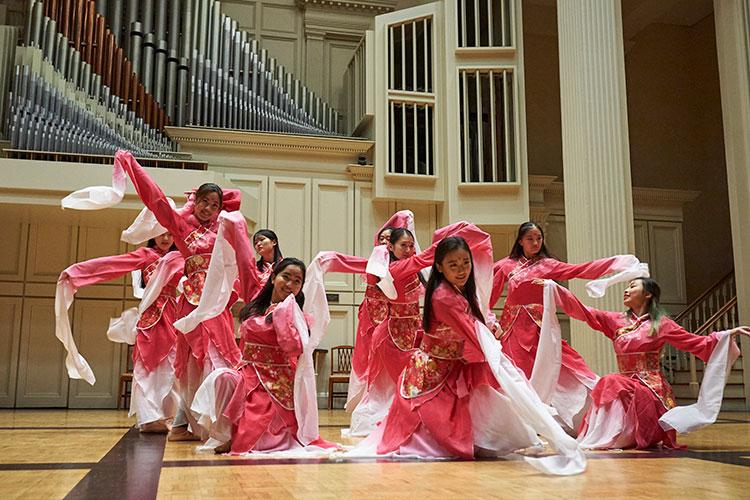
xmin=165 ymin=127 xmax=374 ymax=157
xmin=545 ymin=181 xmax=700 ymax=205
xmin=347 ymin=164 xmax=374 ymax=181
xmin=297 ymin=0 xmax=396 ymax=14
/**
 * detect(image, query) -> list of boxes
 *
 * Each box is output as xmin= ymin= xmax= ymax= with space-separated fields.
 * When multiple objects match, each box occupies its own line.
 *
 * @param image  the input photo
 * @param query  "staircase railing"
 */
xmin=664 ymin=270 xmax=739 ymax=398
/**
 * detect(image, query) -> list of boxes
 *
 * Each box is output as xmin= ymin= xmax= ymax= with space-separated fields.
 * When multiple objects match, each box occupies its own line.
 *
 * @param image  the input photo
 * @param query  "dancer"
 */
xmin=110 ymin=151 xmax=245 ymax=439
xmin=522 ymin=277 xmax=750 ymax=449
xmin=490 ymin=221 xmax=642 ymax=430
xmin=55 ymin=232 xmax=183 ymax=432
xmin=312 ymin=210 xmax=415 ymax=414
xmin=353 ymin=233 xmax=587 ymax=475
xmin=253 ymin=229 xmax=283 ymax=285
xmin=181 ymin=212 xmax=334 ymax=454
xmin=348 ymin=226 xmax=436 ymax=436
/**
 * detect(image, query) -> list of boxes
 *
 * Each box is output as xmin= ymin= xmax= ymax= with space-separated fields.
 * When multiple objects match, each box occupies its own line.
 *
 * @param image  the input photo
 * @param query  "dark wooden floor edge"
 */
xmin=64 ymin=427 xmax=166 ymax=500
xmin=0 ymin=426 xmax=133 ymax=430
xmin=0 ymin=462 xmax=96 ymax=470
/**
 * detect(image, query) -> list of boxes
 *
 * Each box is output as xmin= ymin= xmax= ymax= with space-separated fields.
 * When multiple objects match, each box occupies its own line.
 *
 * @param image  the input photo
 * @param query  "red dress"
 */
xmin=117 ymin=152 xmax=243 ymax=377
xmin=377 ymin=283 xmax=497 ymax=458
xmin=491 ymin=255 xmax=633 ymax=428
xmin=548 ymin=283 xmax=721 ymax=449
xmin=60 ymin=247 xmax=182 ymax=424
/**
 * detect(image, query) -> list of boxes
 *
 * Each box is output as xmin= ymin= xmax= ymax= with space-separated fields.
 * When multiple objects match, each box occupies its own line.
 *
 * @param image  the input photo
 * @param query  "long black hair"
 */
xmin=377 ymin=226 xmax=396 ymax=244
xmin=422 ymin=237 xmax=484 ymax=332
xmin=508 ymin=221 xmax=551 ymax=260
xmin=239 ymin=258 xmax=306 ymax=321
xmin=195 ymin=183 xmax=223 ymax=207
xmin=631 ymin=277 xmax=668 ymax=337
xmin=253 ymin=229 xmax=283 ymax=271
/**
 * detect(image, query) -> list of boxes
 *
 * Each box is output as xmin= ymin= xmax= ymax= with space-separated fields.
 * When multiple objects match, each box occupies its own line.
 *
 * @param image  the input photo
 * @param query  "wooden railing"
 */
xmin=663 ymin=270 xmax=739 ymax=398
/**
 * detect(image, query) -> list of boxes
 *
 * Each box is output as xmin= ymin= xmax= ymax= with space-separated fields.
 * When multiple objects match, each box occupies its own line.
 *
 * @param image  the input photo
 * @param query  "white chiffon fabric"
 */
xmin=659 ymin=330 xmax=742 ymax=433
xmin=60 ymin=152 xmax=127 ymax=209
xmin=342 ymin=370 xmax=394 ymax=437
xmin=585 ymin=256 xmax=649 ymax=299
xmin=130 ymin=349 xmax=178 ymax=426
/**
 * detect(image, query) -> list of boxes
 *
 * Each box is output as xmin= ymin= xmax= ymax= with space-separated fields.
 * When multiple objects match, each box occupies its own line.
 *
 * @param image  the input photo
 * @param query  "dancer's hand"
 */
xmin=730 ymin=326 xmax=750 ymax=338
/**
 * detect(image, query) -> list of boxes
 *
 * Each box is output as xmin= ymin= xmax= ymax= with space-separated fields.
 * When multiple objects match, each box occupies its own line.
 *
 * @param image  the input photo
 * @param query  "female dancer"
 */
xmin=253 ymin=229 xmax=283 ymax=284
xmin=55 ymin=232 xmax=183 ymax=431
xmin=490 ymin=221 xmax=642 ymax=430
xmin=355 ymin=234 xmax=587 ymax=475
xmin=349 ymin=227 xmax=436 ymax=435
xmin=523 ymin=277 xmax=749 ymax=449
xmin=312 ymin=210 xmax=414 ymax=413
xmin=113 ymin=151 xmax=245 ymax=439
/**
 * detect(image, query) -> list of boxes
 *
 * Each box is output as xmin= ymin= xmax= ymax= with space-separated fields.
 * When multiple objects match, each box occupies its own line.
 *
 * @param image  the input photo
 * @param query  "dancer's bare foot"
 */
xmin=168 ymin=426 xmax=201 ymax=441
xmin=214 ymin=441 xmax=232 ymax=454
xmin=140 ymin=420 xmax=169 ymax=433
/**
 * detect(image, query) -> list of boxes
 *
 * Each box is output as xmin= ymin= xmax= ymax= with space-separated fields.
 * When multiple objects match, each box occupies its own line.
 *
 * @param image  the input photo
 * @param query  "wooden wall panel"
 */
xmin=268 ymin=176 xmax=311 ymax=262
xmin=0 ymin=209 xmax=27 ymax=281
xmin=16 ymin=298 xmax=69 ymax=407
xmin=67 ymin=300 xmax=123 ymax=408
xmin=353 ymin=184 xmax=394 ymax=291
xmin=0 ymin=297 xmax=22 ymax=407
xmin=312 ymin=179 xmax=355 ymax=291
xmin=648 ymin=221 xmax=686 ymax=305
xmin=26 ymin=215 xmax=77 ymax=284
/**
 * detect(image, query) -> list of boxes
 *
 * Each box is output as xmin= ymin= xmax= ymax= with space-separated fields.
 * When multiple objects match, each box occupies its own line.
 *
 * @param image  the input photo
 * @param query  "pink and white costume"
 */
xmin=56 ymin=247 xmax=184 ymax=426
xmin=184 ymin=213 xmax=334 ymax=454
xmin=115 ymin=152 xmax=244 ymax=431
xmin=490 ymin=254 xmax=641 ymax=429
xmin=525 ymin=280 xmax=743 ymax=450
xmin=352 ymin=224 xmax=587 ymax=475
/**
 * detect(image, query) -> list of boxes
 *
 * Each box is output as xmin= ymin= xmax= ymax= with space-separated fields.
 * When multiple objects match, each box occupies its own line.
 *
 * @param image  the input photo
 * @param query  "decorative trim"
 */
xmin=347 ymin=164 xmax=374 ymax=181
xmin=546 ymin=181 xmax=700 ymax=204
xmin=297 ymin=0 xmax=396 ymax=14
xmin=165 ymin=127 xmax=374 ymax=157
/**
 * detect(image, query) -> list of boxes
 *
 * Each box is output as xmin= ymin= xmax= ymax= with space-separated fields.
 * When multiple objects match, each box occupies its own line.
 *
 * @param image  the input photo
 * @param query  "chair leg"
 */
xmin=328 ymin=378 xmax=333 ymax=410
xmin=117 ymin=378 xmax=123 ymax=410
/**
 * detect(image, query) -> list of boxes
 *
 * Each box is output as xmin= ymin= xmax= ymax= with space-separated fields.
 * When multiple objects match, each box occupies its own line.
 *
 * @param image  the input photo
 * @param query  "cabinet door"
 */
xmin=648 ymin=221 xmax=686 ymax=305
xmin=16 ymin=298 xmax=69 ymax=407
xmin=26 ymin=215 xmax=78 ymax=283
xmin=268 ymin=176 xmax=312 ymax=262
xmin=0 ymin=209 xmax=28 ymax=281
xmin=67 ymin=300 xmax=123 ymax=408
xmin=223 ymin=173 xmax=269 ymax=233
xmin=0 ymin=297 xmax=22 ymax=407
xmin=394 ymin=201 xmax=439 ymax=251
xmin=312 ymin=179 xmax=355 ymax=291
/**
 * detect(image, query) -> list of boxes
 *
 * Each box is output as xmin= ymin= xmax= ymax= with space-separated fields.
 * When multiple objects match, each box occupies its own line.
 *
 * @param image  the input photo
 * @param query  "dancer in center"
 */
xmin=353 ymin=231 xmax=587 ymax=475
xmin=490 ymin=221 xmax=642 ymax=430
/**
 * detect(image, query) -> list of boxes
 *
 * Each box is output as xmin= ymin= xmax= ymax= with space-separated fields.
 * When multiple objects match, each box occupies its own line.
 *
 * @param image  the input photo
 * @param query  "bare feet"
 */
xmin=140 ymin=420 xmax=169 ymax=433
xmin=213 ymin=441 xmax=232 ymax=454
xmin=168 ymin=426 xmax=201 ymax=441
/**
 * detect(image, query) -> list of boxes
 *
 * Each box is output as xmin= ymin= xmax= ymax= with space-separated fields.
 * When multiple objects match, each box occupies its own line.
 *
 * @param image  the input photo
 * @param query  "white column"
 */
xmin=714 ymin=0 xmax=750 ymax=409
xmin=557 ymin=0 xmax=635 ymax=375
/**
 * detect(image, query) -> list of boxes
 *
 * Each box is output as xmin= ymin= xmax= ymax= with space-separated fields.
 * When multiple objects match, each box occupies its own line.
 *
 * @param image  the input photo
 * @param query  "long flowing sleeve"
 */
xmin=545 ymin=255 xmax=635 ymax=282
xmin=217 ymin=212 xmax=262 ymax=302
xmin=658 ymin=318 xmax=720 ymax=362
xmin=317 ymin=251 xmax=369 ymax=274
xmin=116 ymin=151 xmax=192 ymax=250
xmin=61 ymin=247 xmax=159 ymax=290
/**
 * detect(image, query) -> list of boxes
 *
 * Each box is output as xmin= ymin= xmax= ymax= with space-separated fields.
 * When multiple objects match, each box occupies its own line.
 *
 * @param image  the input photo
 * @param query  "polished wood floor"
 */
xmin=0 ymin=409 xmax=747 ymax=499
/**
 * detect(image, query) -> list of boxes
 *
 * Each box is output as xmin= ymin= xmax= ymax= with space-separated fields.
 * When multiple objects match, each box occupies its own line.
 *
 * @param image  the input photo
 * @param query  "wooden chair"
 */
xmin=327 ymin=345 xmax=353 ymax=410
xmin=313 ymin=348 xmax=328 ymax=377
xmin=118 ymin=344 xmax=135 ymax=410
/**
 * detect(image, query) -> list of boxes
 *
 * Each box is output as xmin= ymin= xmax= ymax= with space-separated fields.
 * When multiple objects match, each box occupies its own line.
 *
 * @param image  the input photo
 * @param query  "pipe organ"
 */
xmin=6 ymin=0 xmax=343 ymax=157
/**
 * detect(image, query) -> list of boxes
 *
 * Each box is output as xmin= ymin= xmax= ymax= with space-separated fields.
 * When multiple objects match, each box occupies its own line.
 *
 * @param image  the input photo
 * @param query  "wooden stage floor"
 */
xmin=0 ymin=409 xmax=747 ymax=499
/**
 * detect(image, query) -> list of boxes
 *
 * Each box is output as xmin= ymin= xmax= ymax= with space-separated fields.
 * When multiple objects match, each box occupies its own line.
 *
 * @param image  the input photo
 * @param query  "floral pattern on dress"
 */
xmin=400 ymin=349 xmax=455 ymax=399
xmin=616 ymin=351 xmax=676 ymax=409
xmin=183 ymin=254 xmax=211 ymax=305
xmin=184 ymin=223 xmax=217 ymax=253
xmin=365 ymin=285 xmax=388 ymax=326
xmin=499 ymin=303 xmax=544 ymax=336
xmin=388 ymin=301 xmax=422 ymax=351
xmin=253 ymin=363 xmax=295 ymax=410
xmin=137 ymin=293 xmax=176 ymax=330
